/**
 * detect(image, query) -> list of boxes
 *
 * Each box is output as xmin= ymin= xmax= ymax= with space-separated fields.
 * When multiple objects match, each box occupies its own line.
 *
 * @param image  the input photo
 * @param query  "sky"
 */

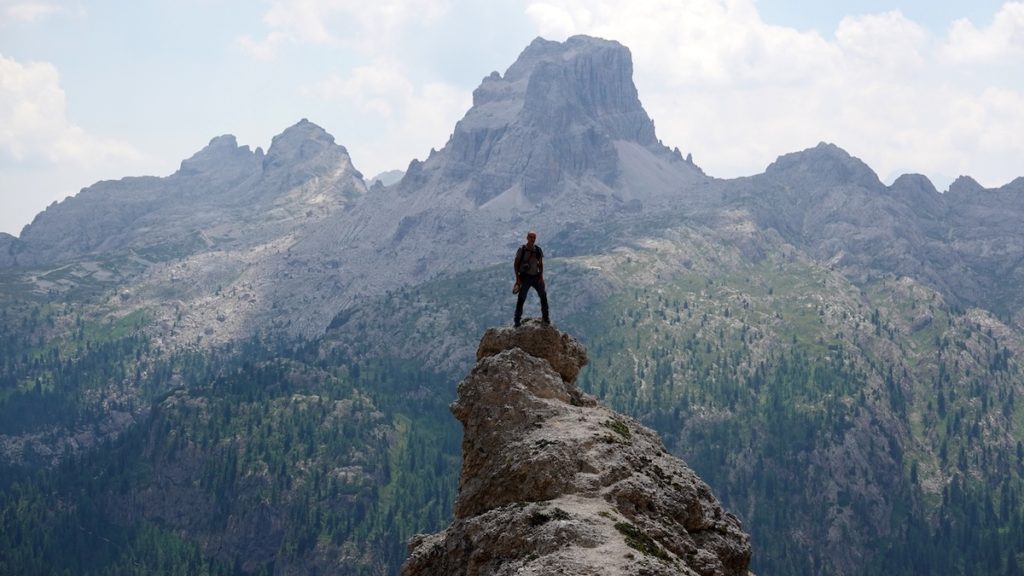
xmin=1 ymin=0 xmax=1022 ymax=236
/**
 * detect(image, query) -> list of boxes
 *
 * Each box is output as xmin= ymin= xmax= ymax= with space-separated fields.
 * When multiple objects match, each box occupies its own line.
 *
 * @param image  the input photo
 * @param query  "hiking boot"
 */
xmin=514 ymin=320 xmax=521 ymax=328
xmin=542 ymin=317 xmax=550 ymax=324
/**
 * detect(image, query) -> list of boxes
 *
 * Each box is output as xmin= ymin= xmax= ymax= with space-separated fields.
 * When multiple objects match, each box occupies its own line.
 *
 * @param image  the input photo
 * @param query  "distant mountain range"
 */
xmin=1 ymin=35 xmax=1022 ymax=575
xmin=3 ymin=36 xmax=1021 ymax=341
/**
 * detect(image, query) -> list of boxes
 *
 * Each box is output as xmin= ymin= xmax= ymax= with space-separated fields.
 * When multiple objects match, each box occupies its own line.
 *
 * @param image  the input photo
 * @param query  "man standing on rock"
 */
xmin=513 ymin=230 xmax=550 ymax=328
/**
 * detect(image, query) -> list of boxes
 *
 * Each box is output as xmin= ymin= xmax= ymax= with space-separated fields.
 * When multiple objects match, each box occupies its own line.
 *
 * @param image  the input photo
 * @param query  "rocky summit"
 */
xmin=396 ymin=35 xmax=703 ymax=209
xmin=402 ymin=321 xmax=751 ymax=576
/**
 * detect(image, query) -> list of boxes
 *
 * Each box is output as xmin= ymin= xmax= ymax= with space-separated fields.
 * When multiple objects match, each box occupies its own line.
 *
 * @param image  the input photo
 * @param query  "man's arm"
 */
xmin=513 ymin=247 xmax=522 ymax=281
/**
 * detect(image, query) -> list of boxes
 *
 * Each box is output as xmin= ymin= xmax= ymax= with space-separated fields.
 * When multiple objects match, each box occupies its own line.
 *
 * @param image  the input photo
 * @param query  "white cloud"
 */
xmin=836 ymin=11 xmax=929 ymax=70
xmin=311 ymin=62 xmax=414 ymax=118
xmin=0 ymin=53 xmax=159 ymax=235
xmin=525 ymin=0 xmax=592 ymax=39
xmin=304 ymin=59 xmax=470 ymax=175
xmin=236 ymin=30 xmax=288 ymax=61
xmin=521 ymin=0 xmax=1024 ymax=189
xmin=527 ymin=0 xmax=836 ymax=86
xmin=940 ymin=87 xmax=1024 ymax=180
xmin=0 ymin=53 xmax=142 ymax=165
xmin=0 ymin=1 xmax=80 ymax=24
xmin=944 ymin=1 xmax=1024 ymax=63
xmin=237 ymin=0 xmax=452 ymax=58
xmin=242 ymin=0 xmax=470 ymax=176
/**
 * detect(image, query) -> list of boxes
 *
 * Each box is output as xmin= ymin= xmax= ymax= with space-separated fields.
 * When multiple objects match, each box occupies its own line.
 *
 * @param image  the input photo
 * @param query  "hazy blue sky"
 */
xmin=1 ymin=0 xmax=1021 ymax=235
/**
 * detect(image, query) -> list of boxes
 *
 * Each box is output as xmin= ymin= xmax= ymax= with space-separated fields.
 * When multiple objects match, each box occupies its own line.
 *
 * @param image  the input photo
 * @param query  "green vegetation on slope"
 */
xmin=0 ymin=319 xmax=461 ymax=575
xmin=3 ymin=218 xmax=1024 ymax=575
xmin=560 ymin=240 xmax=1024 ymax=575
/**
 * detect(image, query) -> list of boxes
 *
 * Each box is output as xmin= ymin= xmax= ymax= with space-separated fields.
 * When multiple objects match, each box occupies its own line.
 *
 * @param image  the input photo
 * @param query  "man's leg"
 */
xmin=537 ymin=282 xmax=550 ymax=323
xmin=514 ymin=283 xmax=529 ymax=327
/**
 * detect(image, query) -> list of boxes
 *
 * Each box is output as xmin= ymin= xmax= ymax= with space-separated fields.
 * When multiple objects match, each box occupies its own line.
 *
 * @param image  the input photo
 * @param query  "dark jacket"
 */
xmin=515 ymin=244 xmax=544 ymax=277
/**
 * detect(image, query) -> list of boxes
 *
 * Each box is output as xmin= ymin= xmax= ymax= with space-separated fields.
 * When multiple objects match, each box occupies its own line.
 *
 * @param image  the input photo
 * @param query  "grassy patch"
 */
xmin=614 ymin=521 xmax=670 ymax=561
xmin=78 ymin=308 xmax=151 ymax=343
xmin=529 ymin=507 xmax=570 ymax=526
xmin=602 ymin=418 xmax=632 ymax=440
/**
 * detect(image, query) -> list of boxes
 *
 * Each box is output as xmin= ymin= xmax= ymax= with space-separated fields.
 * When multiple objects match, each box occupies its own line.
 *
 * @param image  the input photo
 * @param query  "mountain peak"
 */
xmin=273 ymin=118 xmax=335 ymax=145
xmin=891 ymin=173 xmax=937 ymax=193
xmin=178 ymin=134 xmax=258 ymax=176
xmin=265 ymin=119 xmax=338 ymax=161
xmin=500 ymin=35 xmax=656 ymax=144
xmin=890 ymin=173 xmax=943 ymax=217
xmin=766 ymin=142 xmax=883 ymax=190
xmin=403 ymin=35 xmax=687 ymax=207
xmin=262 ymin=119 xmax=361 ymax=182
xmin=947 ymin=175 xmax=984 ymax=195
xmin=402 ymin=322 xmax=751 ymax=576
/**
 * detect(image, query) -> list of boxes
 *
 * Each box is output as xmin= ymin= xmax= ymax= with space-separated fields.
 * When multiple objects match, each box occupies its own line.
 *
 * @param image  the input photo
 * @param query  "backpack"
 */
xmin=517 ymin=245 xmax=542 ymax=276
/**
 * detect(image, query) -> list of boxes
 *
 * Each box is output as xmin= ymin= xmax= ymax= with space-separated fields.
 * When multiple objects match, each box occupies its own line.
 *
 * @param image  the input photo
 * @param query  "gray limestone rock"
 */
xmin=0 ymin=233 xmax=18 ymax=268
xmin=10 ymin=119 xmax=365 ymax=270
xmin=399 ymin=35 xmax=700 ymax=208
xmin=764 ymin=142 xmax=883 ymax=192
xmin=476 ymin=320 xmax=589 ymax=384
xmin=403 ymin=325 xmax=751 ymax=576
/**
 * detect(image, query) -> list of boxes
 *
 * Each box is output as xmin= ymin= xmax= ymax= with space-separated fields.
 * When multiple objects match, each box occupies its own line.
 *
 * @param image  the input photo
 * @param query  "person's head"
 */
xmin=526 ymin=231 xmax=537 ymax=246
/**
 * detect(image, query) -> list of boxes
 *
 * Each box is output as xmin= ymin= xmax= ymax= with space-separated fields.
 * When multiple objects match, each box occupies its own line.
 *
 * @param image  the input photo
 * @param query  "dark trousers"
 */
xmin=515 ymin=274 xmax=549 ymax=323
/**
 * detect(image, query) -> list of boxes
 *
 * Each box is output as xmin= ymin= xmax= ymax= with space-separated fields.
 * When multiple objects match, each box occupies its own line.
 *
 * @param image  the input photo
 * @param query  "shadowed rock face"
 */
xmin=403 ymin=322 xmax=752 ymax=576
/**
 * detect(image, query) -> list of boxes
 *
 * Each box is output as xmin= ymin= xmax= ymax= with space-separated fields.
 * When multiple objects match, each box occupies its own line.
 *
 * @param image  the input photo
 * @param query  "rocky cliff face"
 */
xmin=10 ymin=119 xmax=365 ymax=269
xmin=0 ymin=232 xmax=18 ymax=268
xmin=398 ymin=35 xmax=701 ymax=209
xmin=402 ymin=321 xmax=751 ymax=576
xmin=292 ymin=35 xmax=708 ymax=329
xmin=726 ymin=142 xmax=1024 ymax=319
xmin=0 ymin=119 xmax=369 ymax=346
